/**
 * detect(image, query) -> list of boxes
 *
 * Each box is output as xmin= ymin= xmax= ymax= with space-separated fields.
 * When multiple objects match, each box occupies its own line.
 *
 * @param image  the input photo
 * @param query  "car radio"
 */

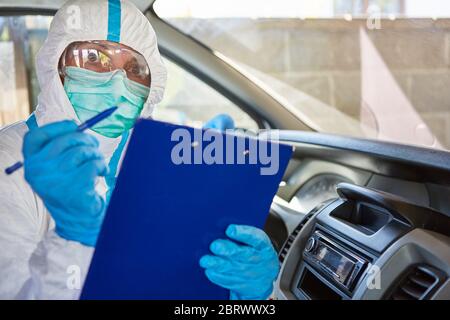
xmin=303 ymin=230 xmax=368 ymax=291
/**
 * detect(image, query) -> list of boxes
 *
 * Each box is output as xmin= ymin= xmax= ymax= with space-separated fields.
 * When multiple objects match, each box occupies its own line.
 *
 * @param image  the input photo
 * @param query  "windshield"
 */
xmin=154 ymin=0 xmax=450 ymax=151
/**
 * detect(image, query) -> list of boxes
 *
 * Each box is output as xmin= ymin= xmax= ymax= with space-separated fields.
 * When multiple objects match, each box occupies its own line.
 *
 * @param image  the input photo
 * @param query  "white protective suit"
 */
xmin=0 ymin=0 xmax=166 ymax=299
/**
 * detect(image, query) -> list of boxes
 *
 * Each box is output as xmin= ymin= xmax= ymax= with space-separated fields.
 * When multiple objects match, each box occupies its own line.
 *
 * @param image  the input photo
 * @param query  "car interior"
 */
xmin=1 ymin=0 xmax=450 ymax=300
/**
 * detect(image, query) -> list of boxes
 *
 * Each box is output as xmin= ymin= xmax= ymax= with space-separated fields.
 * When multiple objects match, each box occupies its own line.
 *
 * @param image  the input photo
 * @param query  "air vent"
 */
xmin=278 ymin=212 xmax=315 ymax=263
xmin=278 ymin=200 xmax=334 ymax=263
xmin=389 ymin=265 xmax=446 ymax=300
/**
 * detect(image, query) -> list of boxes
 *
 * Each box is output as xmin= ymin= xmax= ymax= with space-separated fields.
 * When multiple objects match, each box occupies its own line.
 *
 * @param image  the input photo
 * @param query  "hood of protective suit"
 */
xmin=34 ymin=0 xmax=167 ymax=129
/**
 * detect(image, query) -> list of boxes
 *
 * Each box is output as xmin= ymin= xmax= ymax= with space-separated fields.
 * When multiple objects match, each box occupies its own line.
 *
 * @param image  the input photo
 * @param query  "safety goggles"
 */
xmin=59 ymin=40 xmax=151 ymax=87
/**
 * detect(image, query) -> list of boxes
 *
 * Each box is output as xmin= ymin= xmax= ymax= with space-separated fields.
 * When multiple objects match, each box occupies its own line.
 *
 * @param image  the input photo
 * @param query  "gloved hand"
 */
xmin=200 ymin=224 xmax=280 ymax=300
xmin=203 ymin=114 xmax=235 ymax=131
xmin=23 ymin=120 xmax=108 ymax=247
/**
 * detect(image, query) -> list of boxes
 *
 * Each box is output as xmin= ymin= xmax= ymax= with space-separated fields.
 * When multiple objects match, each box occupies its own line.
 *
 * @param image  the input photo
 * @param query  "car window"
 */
xmin=154 ymin=0 xmax=450 ymax=151
xmin=0 ymin=14 xmax=258 ymax=130
xmin=0 ymin=16 xmax=51 ymax=126
xmin=154 ymin=58 xmax=258 ymax=129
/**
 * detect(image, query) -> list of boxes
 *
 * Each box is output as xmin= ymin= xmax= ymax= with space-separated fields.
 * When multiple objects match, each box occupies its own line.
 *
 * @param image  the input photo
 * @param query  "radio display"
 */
xmin=314 ymin=243 xmax=355 ymax=284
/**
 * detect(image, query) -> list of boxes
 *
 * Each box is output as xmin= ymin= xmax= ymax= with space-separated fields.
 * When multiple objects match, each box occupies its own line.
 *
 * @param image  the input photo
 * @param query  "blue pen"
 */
xmin=5 ymin=106 xmax=118 ymax=175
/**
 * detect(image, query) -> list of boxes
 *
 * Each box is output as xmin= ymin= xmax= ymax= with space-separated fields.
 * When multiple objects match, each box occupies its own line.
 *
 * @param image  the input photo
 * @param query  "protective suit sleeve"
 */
xmin=0 ymin=145 xmax=41 ymax=298
xmin=16 ymin=231 xmax=94 ymax=300
xmin=0 ymin=126 xmax=93 ymax=300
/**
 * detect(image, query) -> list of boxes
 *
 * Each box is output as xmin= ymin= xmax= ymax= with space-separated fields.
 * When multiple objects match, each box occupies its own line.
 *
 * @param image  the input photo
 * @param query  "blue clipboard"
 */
xmin=81 ymin=119 xmax=293 ymax=299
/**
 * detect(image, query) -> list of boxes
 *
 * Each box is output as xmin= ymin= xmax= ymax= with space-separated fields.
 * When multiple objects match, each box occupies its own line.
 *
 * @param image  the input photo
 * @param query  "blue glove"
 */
xmin=200 ymin=224 xmax=280 ymax=300
xmin=23 ymin=120 xmax=108 ymax=247
xmin=203 ymin=114 xmax=235 ymax=131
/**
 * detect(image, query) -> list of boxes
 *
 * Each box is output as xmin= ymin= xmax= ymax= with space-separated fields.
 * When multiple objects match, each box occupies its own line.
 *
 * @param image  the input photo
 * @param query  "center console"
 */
xmin=293 ymin=227 xmax=372 ymax=299
xmin=305 ymin=230 xmax=368 ymax=288
xmin=275 ymin=183 xmax=450 ymax=300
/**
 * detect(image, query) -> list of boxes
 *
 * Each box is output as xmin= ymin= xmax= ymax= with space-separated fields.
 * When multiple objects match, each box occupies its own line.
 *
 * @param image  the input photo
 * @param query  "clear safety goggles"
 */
xmin=59 ymin=40 xmax=151 ymax=87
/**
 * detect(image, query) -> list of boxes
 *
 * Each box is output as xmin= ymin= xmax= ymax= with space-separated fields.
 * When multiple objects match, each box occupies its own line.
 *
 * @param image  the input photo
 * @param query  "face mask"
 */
xmin=63 ymin=66 xmax=150 ymax=138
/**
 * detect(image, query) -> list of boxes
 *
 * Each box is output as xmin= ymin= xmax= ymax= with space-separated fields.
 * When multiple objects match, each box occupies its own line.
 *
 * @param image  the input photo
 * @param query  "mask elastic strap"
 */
xmin=105 ymin=130 xmax=129 ymax=203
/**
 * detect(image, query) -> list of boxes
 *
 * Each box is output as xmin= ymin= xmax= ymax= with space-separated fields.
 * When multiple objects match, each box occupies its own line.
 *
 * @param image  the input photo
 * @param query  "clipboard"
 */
xmin=81 ymin=119 xmax=293 ymax=299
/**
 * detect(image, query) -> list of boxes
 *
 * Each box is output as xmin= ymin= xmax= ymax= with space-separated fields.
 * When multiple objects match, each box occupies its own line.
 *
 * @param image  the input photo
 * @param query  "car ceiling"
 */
xmin=0 ymin=0 xmax=153 ymax=11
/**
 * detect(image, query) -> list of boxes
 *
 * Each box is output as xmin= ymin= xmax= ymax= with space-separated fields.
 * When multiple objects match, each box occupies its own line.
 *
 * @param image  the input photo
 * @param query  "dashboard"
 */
xmin=265 ymin=131 xmax=450 ymax=300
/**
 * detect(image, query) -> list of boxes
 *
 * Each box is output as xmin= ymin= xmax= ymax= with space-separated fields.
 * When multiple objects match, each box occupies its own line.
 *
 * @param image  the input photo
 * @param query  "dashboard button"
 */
xmin=305 ymin=237 xmax=316 ymax=252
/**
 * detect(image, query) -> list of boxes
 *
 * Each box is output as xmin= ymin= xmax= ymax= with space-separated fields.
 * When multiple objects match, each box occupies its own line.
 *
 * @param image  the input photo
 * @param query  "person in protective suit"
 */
xmin=0 ymin=0 xmax=279 ymax=299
